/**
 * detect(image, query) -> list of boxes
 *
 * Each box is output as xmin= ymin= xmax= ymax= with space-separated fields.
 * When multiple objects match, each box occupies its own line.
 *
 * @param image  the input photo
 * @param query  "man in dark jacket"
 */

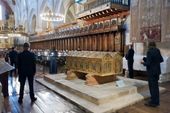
xmin=17 ymin=43 xmax=37 ymax=104
xmin=141 ymin=42 xmax=163 ymax=107
xmin=49 ymin=47 xmax=58 ymax=74
xmin=125 ymin=44 xmax=134 ymax=78
xmin=9 ymin=47 xmax=18 ymax=77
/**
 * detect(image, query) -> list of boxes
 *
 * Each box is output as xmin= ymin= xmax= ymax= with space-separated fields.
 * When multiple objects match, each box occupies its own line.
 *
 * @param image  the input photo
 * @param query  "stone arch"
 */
xmin=14 ymin=6 xmax=20 ymax=26
xmin=39 ymin=0 xmax=48 ymax=14
xmin=63 ymin=0 xmax=82 ymax=23
xmin=23 ymin=19 xmax=27 ymax=32
xmin=39 ymin=0 xmax=54 ymax=30
xmin=29 ymin=8 xmax=36 ymax=33
xmin=31 ymin=15 xmax=36 ymax=33
xmin=64 ymin=0 xmax=75 ymax=22
xmin=65 ymin=3 xmax=79 ymax=23
xmin=41 ymin=5 xmax=52 ymax=30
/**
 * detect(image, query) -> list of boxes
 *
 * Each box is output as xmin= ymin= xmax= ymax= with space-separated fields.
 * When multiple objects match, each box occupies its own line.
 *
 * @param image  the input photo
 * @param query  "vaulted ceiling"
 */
xmin=2 ymin=0 xmax=79 ymax=34
xmin=0 ymin=0 xmax=13 ymax=14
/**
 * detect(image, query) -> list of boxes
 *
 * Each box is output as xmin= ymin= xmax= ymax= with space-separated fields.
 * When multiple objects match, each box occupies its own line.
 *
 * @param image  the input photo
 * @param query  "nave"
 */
xmin=2 ymin=74 xmax=85 ymax=113
xmin=2 ymin=69 xmax=170 ymax=113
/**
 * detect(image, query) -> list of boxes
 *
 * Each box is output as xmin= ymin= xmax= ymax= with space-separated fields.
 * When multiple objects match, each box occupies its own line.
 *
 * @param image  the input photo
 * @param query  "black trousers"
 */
xmin=19 ymin=75 xmax=35 ymax=100
xmin=148 ymin=76 xmax=159 ymax=105
xmin=49 ymin=59 xmax=57 ymax=74
xmin=10 ymin=61 xmax=17 ymax=77
xmin=0 ymin=72 xmax=9 ymax=97
xmin=128 ymin=61 xmax=134 ymax=78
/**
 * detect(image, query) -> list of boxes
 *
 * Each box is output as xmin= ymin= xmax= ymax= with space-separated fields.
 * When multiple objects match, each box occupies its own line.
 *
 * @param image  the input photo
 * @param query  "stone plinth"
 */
xmin=37 ymin=73 xmax=166 ymax=113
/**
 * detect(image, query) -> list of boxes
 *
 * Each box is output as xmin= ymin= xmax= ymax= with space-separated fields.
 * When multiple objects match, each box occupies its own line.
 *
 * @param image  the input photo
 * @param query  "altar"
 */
xmin=123 ymin=54 xmax=170 ymax=82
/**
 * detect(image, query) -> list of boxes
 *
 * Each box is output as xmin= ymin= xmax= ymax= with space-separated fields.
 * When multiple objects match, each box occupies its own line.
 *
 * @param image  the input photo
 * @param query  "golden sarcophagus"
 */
xmin=66 ymin=51 xmax=123 ymax=85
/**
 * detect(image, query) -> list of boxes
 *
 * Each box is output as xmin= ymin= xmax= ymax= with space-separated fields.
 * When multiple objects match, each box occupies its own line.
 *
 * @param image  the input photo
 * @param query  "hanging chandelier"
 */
xmin=40 ymin=13 xmax=64 ymax=22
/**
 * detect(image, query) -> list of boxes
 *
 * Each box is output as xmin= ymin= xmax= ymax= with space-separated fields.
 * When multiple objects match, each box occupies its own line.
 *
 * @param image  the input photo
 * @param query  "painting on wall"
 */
xmin=130 ymin=0 xmax=140 ymax=42
xmin=162 ymin=0 xmax=170 ymax=42
xmin=130 ymin=0 xmax=161 ymax=42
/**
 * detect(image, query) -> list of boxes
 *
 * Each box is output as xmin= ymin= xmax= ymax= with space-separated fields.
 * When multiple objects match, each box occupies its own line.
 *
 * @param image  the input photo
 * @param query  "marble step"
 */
xmin=37 ymin=74 xmax=166 ymax=113
xmin=43 ymin=74 xmax=149 ymax=105
xmin=36 ymin=78 xmax=146 ymax=113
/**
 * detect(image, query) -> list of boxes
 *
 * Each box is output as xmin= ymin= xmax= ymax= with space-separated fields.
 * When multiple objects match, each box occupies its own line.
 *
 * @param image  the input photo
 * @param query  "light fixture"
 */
xmin=40 ymin=13 xmax=64 ymax=22
xmin=8 ymin=33 xmax=21 ymax=37
xmin=0 ymin=36 xmax=8 ymax=39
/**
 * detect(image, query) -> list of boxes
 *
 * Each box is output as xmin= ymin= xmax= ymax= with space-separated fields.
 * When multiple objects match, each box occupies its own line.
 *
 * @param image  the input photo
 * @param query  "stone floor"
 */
xmin=2 ymin=64 xmax=170 ymax=113
xmin=117 ymin=81 xmax=170 ymax=113
xmin=37 ymin=74 xmax=166 ymax=113
xmin=2 ymin=76 xmax=85 ymax=113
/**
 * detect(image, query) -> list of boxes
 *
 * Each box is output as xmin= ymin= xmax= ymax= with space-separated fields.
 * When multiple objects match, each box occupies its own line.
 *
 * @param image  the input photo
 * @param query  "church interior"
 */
xmin=0 ymin=0 xmax=170 ymax=113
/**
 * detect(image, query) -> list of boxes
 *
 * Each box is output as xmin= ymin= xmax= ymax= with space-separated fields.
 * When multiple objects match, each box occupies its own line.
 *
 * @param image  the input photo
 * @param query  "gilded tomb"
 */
xmin=66 ymin=51 xmax=123 ymax=85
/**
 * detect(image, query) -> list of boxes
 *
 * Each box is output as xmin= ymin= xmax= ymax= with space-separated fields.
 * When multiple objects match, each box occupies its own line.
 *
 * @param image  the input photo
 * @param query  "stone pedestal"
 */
xmin=37 ymin=73 xmax=166 ymax=113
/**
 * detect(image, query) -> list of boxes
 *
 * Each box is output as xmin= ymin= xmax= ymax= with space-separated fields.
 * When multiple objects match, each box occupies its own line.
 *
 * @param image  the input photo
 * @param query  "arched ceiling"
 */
xmin=0 ymin=0 xmax=13 ymax=14
xmin=4 ymin=0 xmax=79 ymax=33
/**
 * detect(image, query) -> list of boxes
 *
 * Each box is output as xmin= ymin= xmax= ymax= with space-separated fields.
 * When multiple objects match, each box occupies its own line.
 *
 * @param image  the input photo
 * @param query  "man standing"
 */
xmin=125 ymin=44 xmax=134 ymax=78
xmin=141 ymin=42 xmax=163 ymax=107
xmin=18 ymin=43 xmax=37 ymax=104
xmin=49 ymin=47 xmax=58 ymax=74
xmin=9 ymin=47 xmax=18 ymax=77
